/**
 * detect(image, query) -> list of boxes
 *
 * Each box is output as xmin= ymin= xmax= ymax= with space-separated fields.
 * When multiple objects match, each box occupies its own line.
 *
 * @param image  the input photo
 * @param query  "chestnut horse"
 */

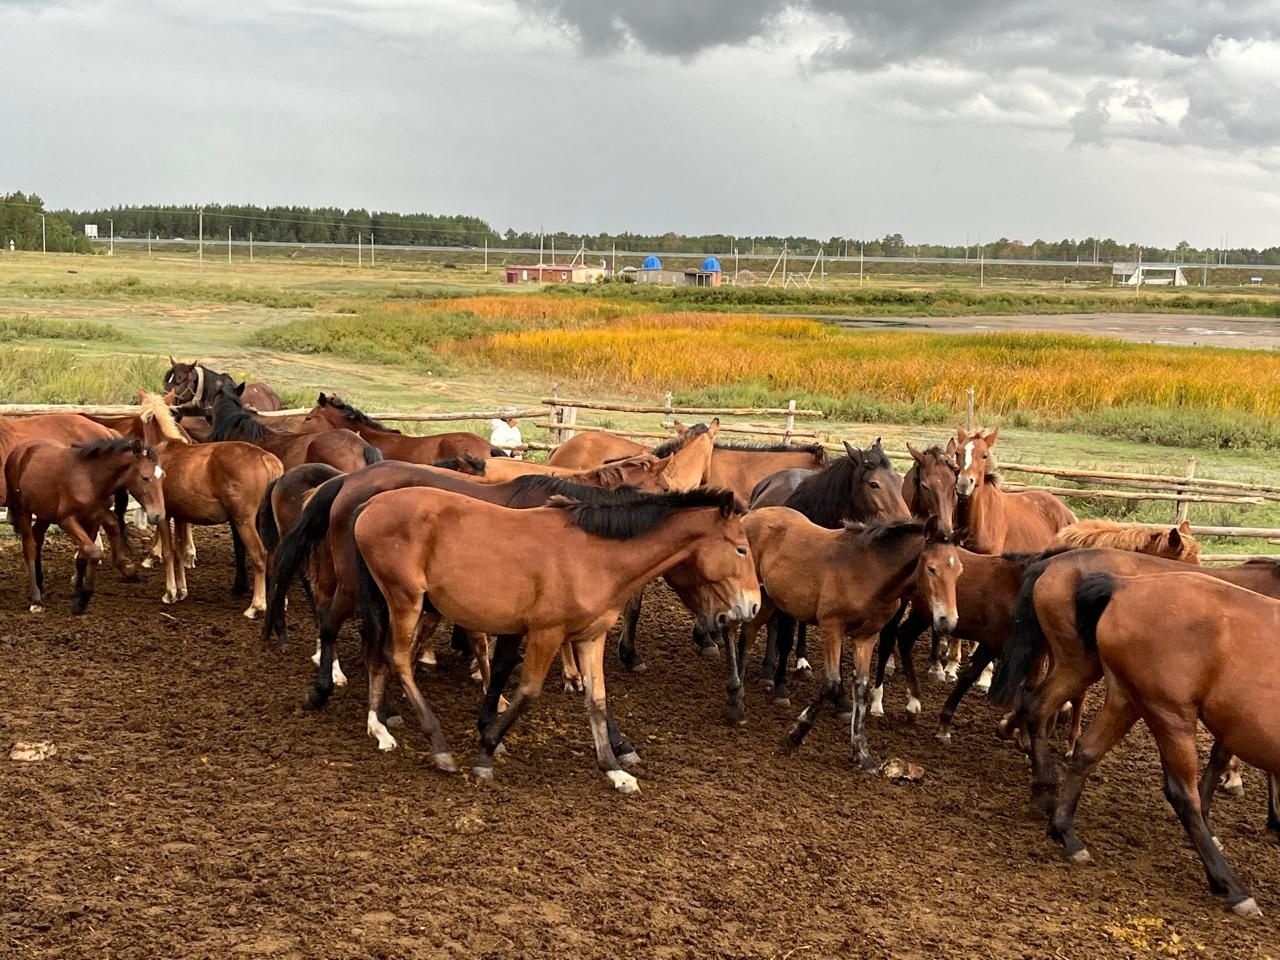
xmin=352 ymin=486 xmax=759 ymax=790
xmin=164 ymin=358 xmax=283 ymax=412
xmin=709 ymin=441 xmax=828 ymax=502
xmin=210 ymin=382 xmax=381 ymax=472
xmin=990 ymin=548 xmax=1280 ymax=817
xmin=954 ymin=427 xmax=1076 ymax=554
xmin=302 ymin=393 xmax=499 ymax=463
xmin=1 ymin=413 xmax=117 ymax=505
xmin=475 ymin=455 xmax=677 ymax=491
xmin=547 ymin=421 xmax=716 ymax=470
xmin=5 ymin=437 xmax=165 ymax=614
xmin=871 ymin=521 xmax=1201 ymax=734
xmin=135 ymin=392 xmax=284 ymax=618
xmin=1052 ymin=571 xmax=1280 ymax=916
xmin=742 ymin=513 xmax=960 ymax=769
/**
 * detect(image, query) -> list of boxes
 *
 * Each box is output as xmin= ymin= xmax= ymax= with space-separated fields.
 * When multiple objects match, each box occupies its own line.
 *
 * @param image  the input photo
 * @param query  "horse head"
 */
xmin=907 ymin=441 xmax=960 ymax=535
xmin=843 ymin=438 xmax=909 ymax=522
xmin=954 ymin=426 xmax=999 ymax=498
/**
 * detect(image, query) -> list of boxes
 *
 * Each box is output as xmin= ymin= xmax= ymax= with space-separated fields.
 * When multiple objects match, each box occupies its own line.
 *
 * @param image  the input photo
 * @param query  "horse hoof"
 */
xmin=178 ymin=589 xmax=188 ymax=601
xmin=722 ymin=706 xmax=747 ymax=726
xmin=618 ymin=751 xmax=641 ymax=768
xmin=837 ymin=711 xmax=854 ymax=722
xmin=606 ymin=770 xmax=640 ymax=795
xmin=332 ymin=665 xmax=348 ymax=688
xmin=472 ymin=765 xmax=494 ymax=781
xmin=773 ymin=696 xmax=791 ymax=708
xmin=869 ymin=703 xmax=885 ymax=718
xmin=1067 ymin=848 xmax=1092 ymax=865
xmin=700 ymin=644 xmax=720 ymax=659
xmin=906 ymin=697 xmax=922 ymax=717
xmin=1232 ymin=898 xmax=1262 ymax=918
xmin=928 ymin=665 xmax=946 ymax=682
xmin=243 ymin=607 xmax=260 ymax=620
xmin=431 ymin=752 xmax=458 ymax=774
xmin=794 ymin=657 xmax=812 ymax=675
xmin=936 ymin=730 xmax=952 ymax=744
xmin=28 ymin=604 xmax=43 ymax=614
xmin=141 ymin=557 xmax=155 ymax=570
xmin=418 ymin=651 xmax=437 ymax=668
xmin=625 ymin=660 xmax=648 ymax=674
xmin=162 ymin=592 xmax=177 ymax=605
xmin=856 ymin=754 xmax=878 ymax=772
xmin=760 ymin=678 xmax=775 ymax=693
xmin=974 ymin=678 xmax=992 ymax=693
xmin=1220 ymin=783 xmax=1245 ymax=799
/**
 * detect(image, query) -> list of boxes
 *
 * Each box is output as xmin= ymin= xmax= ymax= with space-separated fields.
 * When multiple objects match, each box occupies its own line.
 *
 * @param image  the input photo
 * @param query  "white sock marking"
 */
xmin=606 ymin=770 xmax=640 ymax=794
xmin=332 ymin=659 xmax=348 ymax=687
xmin=906 ymin=695 xmax=922 ymax=715
xmin=367 ymin=710 xmax=398 ymax=751
xmin=869 ymin=685 xmax=885 ymax=717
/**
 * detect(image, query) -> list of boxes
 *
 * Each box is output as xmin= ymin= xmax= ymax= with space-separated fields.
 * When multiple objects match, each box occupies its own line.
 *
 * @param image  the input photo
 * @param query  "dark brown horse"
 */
xmin=1051 ymin=571 xmax=1280 ymax=916
xmin=990 ymin=547 xmax=1280 ymax=817
xmin=302 ymin=393 xmax=499 ymax=463
xmin=352 ymin=486 xmax=759 ymax=789
xmin=743 ymin=512 xmax=960 ymax=769
xmin=5 ymin=437 xmax=165 ymax=614
xmin=903 ymin=442 xmax=959 ymax=536
xmin=954 ymin=427 xmax=1076 ymax=554
xmin=164 ymin=358 xmax=283 ymax=412
xmin=211 ymin=382 xmax=381 ymax=472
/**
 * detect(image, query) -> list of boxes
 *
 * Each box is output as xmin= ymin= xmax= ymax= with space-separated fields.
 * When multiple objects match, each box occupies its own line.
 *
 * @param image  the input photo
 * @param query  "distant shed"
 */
xmin=506 ymin=264 xmax=606 ymax=284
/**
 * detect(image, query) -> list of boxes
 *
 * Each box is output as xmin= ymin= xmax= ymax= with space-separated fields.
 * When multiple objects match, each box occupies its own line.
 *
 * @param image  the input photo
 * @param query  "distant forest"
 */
xmin=3 ymin=193 xmax=1277 ymax=264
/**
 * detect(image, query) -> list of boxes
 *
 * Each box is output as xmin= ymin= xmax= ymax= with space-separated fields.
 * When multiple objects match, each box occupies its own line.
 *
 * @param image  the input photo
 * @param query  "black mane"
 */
xmin=507 ymin=475 xmax=644 ymax=508
xmin=652 ymin=423 xmax=710 ymax=459
xmin=323 ymin=394 xmax=400 ymax=434
xmin=841 ymin=517 xmax=926 ymax=546
xmin=73 ymin=437 xmax=151 ymax=460
xmin=432 ymin=453 xmax=486 ymax=474
xmin=555 ymin=487 xmax=743 ymax=540
xmin=210 ymin=385 xmax=268 ymax=443
xmin=714 ymin=440 xmax=828 ymax=462
xmin=783 ymin=444 xmax=895 ymax=528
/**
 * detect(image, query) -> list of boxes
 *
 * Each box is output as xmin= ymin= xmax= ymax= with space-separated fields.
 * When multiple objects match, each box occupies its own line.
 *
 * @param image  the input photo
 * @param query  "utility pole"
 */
xmin=357 ymin=231 xmax=362 ymax=267
xmin=108 ymin=218 xmax=114 ymax=256
xmin=249 ymin=231 xmax=253 ymax=263
xmin=859 ymin=242 xmax=864 ymax=286
xmin=483 ymin=237 xmax=488 ymax=273
xmin=978 ymin=234 xmax=984 ymax=288
xmin=228 ymin=227 xmax=232 ymax=265
xmin=39 ymin=214 xmax=46 ymax=253
xmin=539 ymin=230 xmax=544 ymax=266
xmin=147 ymin=230 xmax=152 ymax=258
xmin=198 ymin=208 xmax=204 ymax=266
xmin=370 ymin=232 xmax=375 ymax=266
xmin=611 ymin=241 xmax=616 ymax=275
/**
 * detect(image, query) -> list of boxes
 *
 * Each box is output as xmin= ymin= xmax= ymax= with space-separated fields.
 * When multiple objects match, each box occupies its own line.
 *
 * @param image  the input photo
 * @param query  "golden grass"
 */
xmin=454 ymin=313 xmax=1280 ymax=418
xmin=410 ymin=295 xmax=641 ymax=325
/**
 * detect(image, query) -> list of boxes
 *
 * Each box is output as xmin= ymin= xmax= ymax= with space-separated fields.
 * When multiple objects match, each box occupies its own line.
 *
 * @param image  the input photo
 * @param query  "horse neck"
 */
xmin=87 ymin=453 xmax=138 ymax=493
xmin=960 ymin=479 xmax=1005 ymax=551
xmin=584 ymin=509 xmax=724 ymax=598
xmin=865 ymin=531 xmax=926 ymax=596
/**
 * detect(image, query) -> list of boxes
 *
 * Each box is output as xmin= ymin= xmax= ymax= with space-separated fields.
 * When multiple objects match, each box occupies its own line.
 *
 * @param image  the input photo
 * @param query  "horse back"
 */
xmin=548 ymin=432 xmax=646 ymax=469
xmin=242 ymin=383 xmax=283 ymax=412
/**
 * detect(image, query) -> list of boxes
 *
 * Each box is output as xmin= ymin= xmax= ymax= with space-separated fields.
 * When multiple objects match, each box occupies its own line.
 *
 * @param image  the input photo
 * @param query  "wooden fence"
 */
xmin=3 ymin=393 xmax=1279 ymax=558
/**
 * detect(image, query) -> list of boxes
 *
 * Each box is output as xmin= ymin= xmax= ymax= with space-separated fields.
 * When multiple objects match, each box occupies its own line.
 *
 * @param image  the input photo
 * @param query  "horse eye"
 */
xmin=927 ymin=566 xmax=937 ymax=576
xmin=736 ymin=546 xmax=747 ymax=557
xmin=868 ymin=481 xmax=880 ymax=489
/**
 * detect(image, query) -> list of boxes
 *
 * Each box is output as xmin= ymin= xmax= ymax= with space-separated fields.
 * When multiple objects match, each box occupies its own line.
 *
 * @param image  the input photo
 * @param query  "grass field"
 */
xmin=2 ymin=249 xmax=1279 ymax=551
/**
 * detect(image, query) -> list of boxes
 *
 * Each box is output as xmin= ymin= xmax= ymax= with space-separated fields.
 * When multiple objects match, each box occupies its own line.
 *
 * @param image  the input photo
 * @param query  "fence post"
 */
xmin=1175 ymin=457 xmax=1198 ymax=525
xmin=663 ymin=390 xmax=674 ymax=429
xmin=549 ymin=383 xmax=562 ymax=444
xmin=562 ymin=403 xmax=577 ymax=442
xmin=966 ymin=388 xmax=975 ymax=432
xmin=785 ymin=399 xmax=796 ymax=444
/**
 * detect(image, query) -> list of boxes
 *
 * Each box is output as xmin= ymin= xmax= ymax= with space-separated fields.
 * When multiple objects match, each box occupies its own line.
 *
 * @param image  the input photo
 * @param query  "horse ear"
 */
xmin=1167 ymin=527 xmax=1183 ymax=550
xmin=956 ymin=424 xmax=968 ymax=442
xmin=235 ymin=381 xmax=246 ymax=396
xmin=168 ymin=355 xmax=176 ymax=366
xmin=907 ymin=442 xmax=925 ymax=465
xmin=674 ymin=421 xmax=687 ymax=435
xmin=318 ymin=392 xmax=328 ymax=405
xmin=983 ymin=426 xmax=1000 ymax=447
xmin=1177 ymin=519 xmax=1192 ymax=534
xmin=842 ymin=440 xmax=862 ymax=463
xmin=944 ymin=437 xmax=957 ymax=456
xmin=706 ymin=417 xmax=721 ymax=439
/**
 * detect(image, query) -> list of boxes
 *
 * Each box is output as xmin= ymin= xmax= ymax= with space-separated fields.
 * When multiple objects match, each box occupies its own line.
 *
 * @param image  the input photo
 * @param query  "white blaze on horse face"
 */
xmin=963 ymin=441 xmax=974 ymax=471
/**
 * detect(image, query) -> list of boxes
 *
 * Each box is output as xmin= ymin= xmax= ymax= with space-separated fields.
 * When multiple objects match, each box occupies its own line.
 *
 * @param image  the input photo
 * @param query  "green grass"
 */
xmin=0 ymin=347 xmax=168 ymax=403
xmin=4 ymin=275 xmax=316 ymax=309
xmin=0 ymin=315 xmax=127 ymax=343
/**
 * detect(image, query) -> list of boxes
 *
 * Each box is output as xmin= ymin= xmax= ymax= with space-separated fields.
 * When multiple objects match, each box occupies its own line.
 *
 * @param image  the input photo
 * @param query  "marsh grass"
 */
xmin=0 ymin=315 xmax=127 ymax=343
xmin=0 ymin=347 xmax=168 ymax=403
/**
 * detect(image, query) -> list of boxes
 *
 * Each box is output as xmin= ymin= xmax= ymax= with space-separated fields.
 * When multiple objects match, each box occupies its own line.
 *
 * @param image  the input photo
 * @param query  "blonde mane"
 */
xmin=138 ymin=390 xmax=190 ymax=444
xmin=1054 ymin=519 xmax=1201 ymax=563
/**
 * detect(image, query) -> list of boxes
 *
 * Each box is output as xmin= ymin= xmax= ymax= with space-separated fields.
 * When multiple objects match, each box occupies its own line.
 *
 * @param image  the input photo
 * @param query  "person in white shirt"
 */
xmin=489 ymin=408 xmax=523 ymax=459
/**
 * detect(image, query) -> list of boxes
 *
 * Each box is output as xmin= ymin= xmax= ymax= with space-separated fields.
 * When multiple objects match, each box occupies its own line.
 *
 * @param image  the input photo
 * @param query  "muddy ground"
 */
xmin=2 ymin=530 xmax=1278 ymax=959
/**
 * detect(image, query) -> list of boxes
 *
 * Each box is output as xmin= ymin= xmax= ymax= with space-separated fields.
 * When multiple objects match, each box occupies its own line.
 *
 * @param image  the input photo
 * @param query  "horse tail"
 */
xmin=1074 ymin=572 xmax=1116 ymax=653
xmin=256 ymin=477 xmax=281 ymax=556
xmin=353 ymin=511 xmax=389 ymax=663
xmin=361 ymin=442 xmax=383 ymax=466
xmin=489 ymin=446 xmax=509 ymax=458
xmin=261 ymin=473 xmax=347 ymax=643
xmin=988 ymin=559 xmax=1052 ymax=707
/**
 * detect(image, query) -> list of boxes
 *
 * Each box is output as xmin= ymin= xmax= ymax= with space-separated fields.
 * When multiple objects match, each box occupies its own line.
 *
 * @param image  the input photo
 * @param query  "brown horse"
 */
xmin=475 ymin=455 xmax=677 ymax=491
xmin=903 ymin=442 xmax=959 ymax=536
xmin=546 ymin=420 xmax=718 ymax=473
xmin=210 ymin=382 xmax=381 ymax=472
xmin=872 ymin=521 xmax=1201 ymax=733
xmin=5 ymin=437 xmax=165 ymax=614
xmin=954 ymin=427 xmax=1075 ymax=553
xmin=743 ymin=512 xmax=960 ymax=769
xmin=352 ymin=486 xmax=759 ymax=789
xmin=164 ymin=358 xmax=283 ymax=412
xmin=990 ymin=547 xmax=1280 ymax=816
xmin=302 ymin=393 xmax=498 ymax=463
xmin=1052 ymin=571 xmax=1280 ymax=916
xmin=1 ymin=413 xmax=117 ymax=505
xmin=709 ymin=441 xmax=828 ymax=502
xmin=135 ymin=393 xmax=284 ymax=618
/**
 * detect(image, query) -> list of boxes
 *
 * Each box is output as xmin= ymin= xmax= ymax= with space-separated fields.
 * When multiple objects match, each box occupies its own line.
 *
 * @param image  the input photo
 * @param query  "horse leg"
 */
xmin=559 ymin=641 xmax=584 ymax=694
xmin=605 ymin=706 xmax=638 ymax=768
xmin=230 ymin=523 xmax=248 ymax=597
xmin=1218 ymin=755 xmax=1245 ymax=798
xmin=309 ymin=602 xmax=347 ymax=707
xmin=389 ymin=615 xmax=456 ymax=773
xmin=173 ymin=520 xmax=190 ymax=601
xmin=575 ymin=632 xmax=638 ymax=794
xmin=928 ymin=620 xmax=947 ymax=681
xmin=617 ymin=591 xmax=647 ymax=673
xmin=1021 ymin=664 xmax=1095 ymax=817
xmin=474 ymin=628 xmax=561 ymax=779
xmin=722 ymin=613 xmax=746 ymax=726
xmin=872 ymin=603 xmax=915 ymax=717
xmin=364 ymin=649 xmax=396 ymax=752
xmin=770 ymin=613 xmax=797 ymax=705
xmin=232 ymin=516 xmax=268 ymax=619
xmin=1268 ymin=773 xmax=1280 ymax=842
xmin=937 ymin=643 xmax=995 ymax=743
xmin=159 ymin=519 xmax=179 ymax=605
xmin=99 ymin=510 xmax=138 ymax=582
xmin=784 ymin=619 xmax=842 ymax=753
xmin=1047 ymin=683 xmax=1138 ymax=863
xmin=60 ymin=517 xmax=102 ymax=615
xmin=477 ymin=634 xmax=523 ymax=734
xmin=143 ymin=519 xmax=163 ymax=569
xmin=411 ymin=612 xmax=442 ymax=668
xmin=895 ymin=617 xmax=923 ymax=718
xmin=1199 ymin=741 xmax=1235 ymax=850
xmin=183 ymin=523 xmax=197 ymax=569
xmin=849 ymin=634 xmax=878 ymax=771
xmin=794 ymin=622 xmax=811 ymax=674
xmin=1152 ymin=722 xmax=1259 ymax=915
xmin=760 ymin=613 xmax=779 ymax=689
xmin=14 ymin=509 xmax=42 ymax=612
xmin=32 ymin=521 xmax=49 ymax=604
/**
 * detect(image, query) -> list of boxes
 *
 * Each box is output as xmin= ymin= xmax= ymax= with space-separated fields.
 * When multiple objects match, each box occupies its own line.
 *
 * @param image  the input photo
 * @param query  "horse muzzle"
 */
xmin=931 ymin=605 xmax=959 ymax=635
xmin=955 ymin=476 xmax=976 ymax=497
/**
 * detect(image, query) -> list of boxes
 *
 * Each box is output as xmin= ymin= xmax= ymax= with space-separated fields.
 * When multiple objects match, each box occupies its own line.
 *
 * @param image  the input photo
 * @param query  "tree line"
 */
xmin=1 ymin=193 xmax=93 ymax=253
xmin=12 ymin=195 xmax=1280 ymax=265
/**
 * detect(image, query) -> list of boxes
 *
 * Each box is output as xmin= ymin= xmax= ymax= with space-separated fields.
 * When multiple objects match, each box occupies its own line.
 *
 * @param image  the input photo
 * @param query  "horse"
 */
xmin=1051 ymin=571 xmax=1280 ymax=916
xmin=989 ymin=548 xmax=1280 ymax=817
xmin=257 ymin=463 xmax=344 ymax=572
xmin=164 ymin=358 xmax=283 ymax=412
xmin=351 ymin=485 xmax=759 ymax=791
xmin=210 ymin=382 xmax=381 ymax=472
xmin=474 ymin=455 xmax=678 ymax=492
xmin=748 ymin=439 xmax=910 ymax=705
xmin=302 ymin=393 xmax=501 ymax=463
xmin=1 ymin=413 xmax=118 ymax=506
xmin=547 ymin=421 xmax=715 ymax=470
xmin=742 ymin=513 xmax=960 ymax=769
xmin=4 ymin=437 xmax=165 ymax=614
xmin=903 ymin=442 xmax=960 ymax=537
xmin=871 ymin=521 xmax=1201 ymax=735
xmin=954 ymin=427 xmax=1076 ymax=554
xmin=134 ymin=392 xmax=284 ymax=618
xmin=709 ymin=441 xmax=828 ymax=503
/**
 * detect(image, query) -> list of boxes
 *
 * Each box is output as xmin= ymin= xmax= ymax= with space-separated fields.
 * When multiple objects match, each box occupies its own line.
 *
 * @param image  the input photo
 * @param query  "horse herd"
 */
xmin=1 ymin=360 xmax=1278 ymax=917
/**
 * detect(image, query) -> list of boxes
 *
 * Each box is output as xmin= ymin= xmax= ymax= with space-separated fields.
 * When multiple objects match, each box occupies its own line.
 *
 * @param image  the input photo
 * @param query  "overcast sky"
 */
xmin=2 ymin=0 xmax=1278 ymax=246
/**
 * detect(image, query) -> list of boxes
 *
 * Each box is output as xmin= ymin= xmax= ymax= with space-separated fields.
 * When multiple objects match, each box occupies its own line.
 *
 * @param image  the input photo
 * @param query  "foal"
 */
xmin=5 ymin=438 xmax=165 ymax=614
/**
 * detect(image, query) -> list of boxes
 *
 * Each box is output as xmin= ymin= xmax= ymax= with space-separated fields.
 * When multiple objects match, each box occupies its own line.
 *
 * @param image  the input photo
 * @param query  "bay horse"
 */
xmin=903 ymin=442 xmax=959 ymax=537
xmin=547 ymin=421 xmax=715 ymax=470
xmin=742 ymin=512 xmax=960 ymax=769
xmin=210 ymin=382 xmax=381 ymax=472
xmin=1051 ymin=571 xmax=1280 ymax=916
xmin=5 ymin=437 xmax=165 ymax=614
xmin=748 ymin=439 xmax=910 ymax=704
xmin=135 ymin=392 xmax=284 ymax=618
xmin=871 ymin=521 xmax=1201 ymax=734
xmin=990 ymin=548 xmax=1280 ymax=817
xmin=709 ymin=441 xmax=828 ymax=503
xmin=302 ymin=393 xmax=500 ymax=463
xmin=475 ymin=455 xmax=677 ymax=491
xmin=954 ymin=427 xmax=1076 ymax=554
xmin=352 ymin=485 xmax=759 ymax=790
xmin=164 ymin=358 xmax=283 ymax=412
xmin=1 ymin=413 xmax=117 ymax=506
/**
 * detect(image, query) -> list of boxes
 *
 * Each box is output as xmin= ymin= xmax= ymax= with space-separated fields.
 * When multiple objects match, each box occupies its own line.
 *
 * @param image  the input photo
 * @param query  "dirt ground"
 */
xmin=2 ymin=530 xmax=1278 ymax=959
